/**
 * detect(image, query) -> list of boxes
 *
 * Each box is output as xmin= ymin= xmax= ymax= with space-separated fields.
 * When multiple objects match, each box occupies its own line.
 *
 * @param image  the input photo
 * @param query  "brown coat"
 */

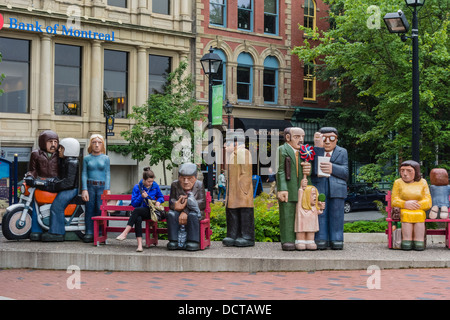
xmin=226 ymin=145 xmax=254 ymax=209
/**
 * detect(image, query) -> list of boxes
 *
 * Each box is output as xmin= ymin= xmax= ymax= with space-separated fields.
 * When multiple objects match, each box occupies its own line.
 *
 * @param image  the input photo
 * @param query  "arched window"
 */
xmin=211 ymin=49 xmax=227 ymax=100
xmin=263 ymin=56 xmax=279 ymax=104
xmin=237 ymin=52 xmax=253 ymax=102
xmin=304 ymin=0 xmax=316 ymax=29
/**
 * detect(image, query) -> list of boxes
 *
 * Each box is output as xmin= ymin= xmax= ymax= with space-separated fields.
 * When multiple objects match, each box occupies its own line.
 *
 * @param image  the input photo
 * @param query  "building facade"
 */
xmin=196 ymin=0 xmax=330 ymax=177
xmin=0 ymin=0 xmax=194 ymax=192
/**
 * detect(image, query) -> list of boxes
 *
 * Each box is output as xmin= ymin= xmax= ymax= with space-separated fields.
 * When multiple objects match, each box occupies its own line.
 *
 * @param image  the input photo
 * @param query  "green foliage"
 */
xmin=292 ymin=0 xmax=450 ymax=169
xmin=120 ymin=60 xmax=205 ymax=184
xmin=356 ymin=163 xmax=384 ymax=187
xmin=210 ymin=193 xmax=280 ymax=242
xmin=343 ymin=220 xmax=388 ymax=233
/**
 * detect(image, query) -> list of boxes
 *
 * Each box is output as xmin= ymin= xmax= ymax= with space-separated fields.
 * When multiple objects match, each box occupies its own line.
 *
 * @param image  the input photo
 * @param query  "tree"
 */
xmin=121 ymin=61 xmax=205 ymax=185
xmin=292 ymin=0 xmax=450 ymax=174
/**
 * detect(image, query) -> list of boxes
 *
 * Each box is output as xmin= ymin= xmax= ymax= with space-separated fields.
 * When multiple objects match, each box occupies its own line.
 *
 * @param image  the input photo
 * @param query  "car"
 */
xmin=344 ymin=184 xmax=387 ymax=213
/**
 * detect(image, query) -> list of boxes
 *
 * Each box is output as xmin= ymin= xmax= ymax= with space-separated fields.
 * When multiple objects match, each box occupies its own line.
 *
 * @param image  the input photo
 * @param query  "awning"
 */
xmin=234 ymin=118 xmax=292 ymax=138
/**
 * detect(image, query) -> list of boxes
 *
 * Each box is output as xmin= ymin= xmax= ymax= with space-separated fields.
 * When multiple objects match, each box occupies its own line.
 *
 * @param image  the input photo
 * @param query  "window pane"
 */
xmin=263 ymin=69 xmax=275 ymax=86
xmin=264 ymin=0 xmax=276 ymax=14
xmin=0 ymin=37 xmax=29 ymax=62
xmin=264 ymin=14 xmax=276 ymax=33
xmin=263 ymin=86 xmax=275 ymax=102
xmin=0 ymin=37 xmax=30 ymax=113
xmin=238 ymin=0 xmax=251 ymax=9
xmin=238 ymin=10 xmax=251 ymax=30
xmin=149 ymin=55 xmax=171 ymax=95
xmin=210 ymin=3 xmax=225 ymax=25
xmin=237 ymin=84 xmax=250 ymax=100
xmin=237 ymin=66 xmax=250 ymax=101
xmin=104 ymin=50 xmax=127 ymax=71
xmin=108 ymin=0 xmax=127 ymax=8
xmin=104 ymin=50 xmax=128 ymax=118
xmin=153 ymin=0 xmax=170 ymax=15
xmin=237 ymin=66 xmax=250 ymax=83
xmin=54 ymin=45 xmax=81 ymax=116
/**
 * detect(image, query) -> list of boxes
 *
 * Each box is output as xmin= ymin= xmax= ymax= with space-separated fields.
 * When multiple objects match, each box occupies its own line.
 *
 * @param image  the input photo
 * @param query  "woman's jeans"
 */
xmin=49 ymin=188 xmax=79 ymax=235
xmin=218 ymin=185 xmax=226 ymax=200
xmin=85 ymin=183 xmax=105 ymax=235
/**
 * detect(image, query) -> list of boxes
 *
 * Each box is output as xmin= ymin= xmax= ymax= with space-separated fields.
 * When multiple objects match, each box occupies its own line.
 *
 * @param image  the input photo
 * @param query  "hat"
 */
xmin=178 ymin=163 xmax=198 ymax=176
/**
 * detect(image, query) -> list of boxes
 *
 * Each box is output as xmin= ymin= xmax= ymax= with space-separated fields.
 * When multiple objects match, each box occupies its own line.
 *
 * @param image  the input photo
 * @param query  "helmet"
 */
xmin=59 ymin=138 xmax=80 ymax=157
xmin=38 ymin=130 xmax=59 ymax=151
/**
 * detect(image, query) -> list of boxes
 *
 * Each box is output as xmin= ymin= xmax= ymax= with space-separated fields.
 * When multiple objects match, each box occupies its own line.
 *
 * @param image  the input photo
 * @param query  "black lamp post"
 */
xmin=383 ymin=0 xmax=426 ymax=163
xmin=224 ymin=99 xmax=234 ymax=130
xmin=200 ymin=47 xmax=223 ymax=196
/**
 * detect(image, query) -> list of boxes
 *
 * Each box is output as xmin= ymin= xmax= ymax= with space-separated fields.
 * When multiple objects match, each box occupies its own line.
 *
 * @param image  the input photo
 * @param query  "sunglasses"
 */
xmin=322 ymin=135 xmax=337 ymax=142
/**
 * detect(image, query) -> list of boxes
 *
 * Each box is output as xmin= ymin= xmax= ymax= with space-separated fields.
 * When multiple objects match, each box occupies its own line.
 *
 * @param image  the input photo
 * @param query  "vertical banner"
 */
xmin=211 ymin=84 xmax=223 ymax=126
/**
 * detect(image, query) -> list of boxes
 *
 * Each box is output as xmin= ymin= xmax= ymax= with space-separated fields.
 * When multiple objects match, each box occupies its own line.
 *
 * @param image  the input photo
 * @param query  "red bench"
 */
xmin=92 ymin=192 xmax=212 ymax=249
xmin=385 ymin=191 xmax=450 ymax=249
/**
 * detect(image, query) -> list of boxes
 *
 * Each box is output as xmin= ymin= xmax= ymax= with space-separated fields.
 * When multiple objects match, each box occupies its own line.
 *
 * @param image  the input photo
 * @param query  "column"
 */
xmin=38 ymin=34 xmax=52 ymax=131
xmin=89 ymin=40 xmax=103 ymax=134
xmin=136 ymin=46 xmax=148 ymax=107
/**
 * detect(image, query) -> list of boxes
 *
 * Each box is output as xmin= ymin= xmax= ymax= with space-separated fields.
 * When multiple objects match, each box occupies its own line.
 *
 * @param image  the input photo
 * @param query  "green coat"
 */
xmin=276 ymin=143 xmax=309 ymax=244
xmin=276 ymin=143 xmax=306 ymax=201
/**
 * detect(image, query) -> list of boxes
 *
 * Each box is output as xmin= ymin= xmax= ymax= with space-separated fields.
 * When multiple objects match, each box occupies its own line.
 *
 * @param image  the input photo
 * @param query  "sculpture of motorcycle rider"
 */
xmin=25 ymin=138 xmax=81 ymax=242
xmin=25 ymin=130 xmax=60 ymax=240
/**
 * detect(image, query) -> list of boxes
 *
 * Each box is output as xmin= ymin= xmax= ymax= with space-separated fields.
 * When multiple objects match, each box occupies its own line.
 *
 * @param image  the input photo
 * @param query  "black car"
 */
xmin=344 ymin=184 xmax=387 ymax=213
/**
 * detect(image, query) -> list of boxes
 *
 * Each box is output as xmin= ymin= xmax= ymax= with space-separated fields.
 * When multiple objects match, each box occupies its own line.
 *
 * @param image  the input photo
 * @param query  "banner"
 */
xmin=211 ymin=84 xmax=223 ymax=126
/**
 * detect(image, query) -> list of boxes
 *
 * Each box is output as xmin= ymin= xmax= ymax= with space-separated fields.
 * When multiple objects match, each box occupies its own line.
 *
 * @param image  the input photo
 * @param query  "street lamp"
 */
xmin=224 ymin=99 xmax=234 ymax=130
xmin=383 ymin=0 xmax=426 ymax=163
xmin=200 ymin=47 xmax=223 ymax=197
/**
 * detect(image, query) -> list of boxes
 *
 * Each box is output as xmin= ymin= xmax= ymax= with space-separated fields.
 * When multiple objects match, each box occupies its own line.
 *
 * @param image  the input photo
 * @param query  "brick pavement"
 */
xmin=1 ymin=268 xmax=449 ymax=301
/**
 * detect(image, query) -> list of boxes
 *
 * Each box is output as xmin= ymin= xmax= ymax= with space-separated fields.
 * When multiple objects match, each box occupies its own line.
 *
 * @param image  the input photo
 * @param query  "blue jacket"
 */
xmin=131 ymin=180 xmax=165 ymax=208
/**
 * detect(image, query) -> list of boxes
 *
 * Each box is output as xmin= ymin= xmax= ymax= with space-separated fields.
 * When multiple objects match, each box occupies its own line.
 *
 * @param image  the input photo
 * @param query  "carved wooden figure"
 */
xmin=429 ymin=168 xmax=449 ymax=220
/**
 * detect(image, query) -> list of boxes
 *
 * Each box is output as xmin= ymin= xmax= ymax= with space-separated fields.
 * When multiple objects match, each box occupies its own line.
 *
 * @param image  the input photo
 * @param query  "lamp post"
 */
xmin=200 ymin=47 xmax=223 ymax=197
xmin=224 ymin=99 xmax=234 ymax=130
xmin=383 ymin=0 xmax=426 ymax=163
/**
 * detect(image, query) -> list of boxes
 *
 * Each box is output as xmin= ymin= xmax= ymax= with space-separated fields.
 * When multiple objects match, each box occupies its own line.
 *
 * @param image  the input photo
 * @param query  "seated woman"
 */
xmin=391 ymin=160 xmax=432 ymax=251
xmin=116 ymin=167 xmax=165 ymax=252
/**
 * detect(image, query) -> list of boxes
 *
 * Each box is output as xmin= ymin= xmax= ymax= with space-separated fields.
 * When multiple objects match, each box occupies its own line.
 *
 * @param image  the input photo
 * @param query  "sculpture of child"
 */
xmin=429 ymin=168 xmax=449 ymax=220
xmin=295 ymin=185 xmax=325 ymax=250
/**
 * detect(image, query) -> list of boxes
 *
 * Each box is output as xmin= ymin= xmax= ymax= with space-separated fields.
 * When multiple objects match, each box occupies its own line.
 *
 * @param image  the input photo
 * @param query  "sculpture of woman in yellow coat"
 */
xmin=391 ymin=160 xmax=432 ymax=251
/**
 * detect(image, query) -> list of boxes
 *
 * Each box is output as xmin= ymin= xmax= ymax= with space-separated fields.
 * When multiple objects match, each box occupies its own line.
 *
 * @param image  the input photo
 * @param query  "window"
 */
xmin=237 ymin=53 xmax=253 ymax=102
xmin=210 ymin=0 xmax=226 ymax=26
xmin=153 ymin=0 xmax=170 ymax=15
xmin=263 ymin=56 xmax=278 ymax=103
xmin=304 ymin=0 xmax=316 ymax=29
xmin=108 ymin=0 xmax=127 ymax=8
xmin=264 ymin=0 xmax=278 ymax=34
xmin=149 ymin=55 xmax=171 ymax=95
xmin=303 ymin=61 xmax=316 ymax=101
xmin=54 ymin=44 xmax=82 ymax=116
xmin=104 ymin=50 xmax=128 ymax=119
xmin=0 ymin=37 xmax=30 ymax=113
xmin=211 ymin=49 xmax=227 ymax=99
xmin=238 ymin=0 xmax=252 ymax=31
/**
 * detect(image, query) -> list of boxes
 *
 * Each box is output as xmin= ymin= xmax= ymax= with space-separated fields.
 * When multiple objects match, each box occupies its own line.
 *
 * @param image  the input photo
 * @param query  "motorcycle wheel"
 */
xmin=1 ymin=207 xmax=32 ymax=240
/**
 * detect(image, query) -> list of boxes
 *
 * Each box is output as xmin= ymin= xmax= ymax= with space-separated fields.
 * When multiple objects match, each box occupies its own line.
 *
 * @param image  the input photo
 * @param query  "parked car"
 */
xmin=344 ymin=184 xmax=387 ymax=213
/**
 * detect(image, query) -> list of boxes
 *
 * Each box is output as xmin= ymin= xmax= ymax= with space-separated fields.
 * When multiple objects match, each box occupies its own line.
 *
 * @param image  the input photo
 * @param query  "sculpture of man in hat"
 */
xmin=167 ymin=163 xmax=206 ymax=251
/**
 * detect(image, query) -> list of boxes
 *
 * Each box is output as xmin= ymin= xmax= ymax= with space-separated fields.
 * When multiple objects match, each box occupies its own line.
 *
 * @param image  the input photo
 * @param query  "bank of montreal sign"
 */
xmin=0 ymin=12 xmax=115 ymax=42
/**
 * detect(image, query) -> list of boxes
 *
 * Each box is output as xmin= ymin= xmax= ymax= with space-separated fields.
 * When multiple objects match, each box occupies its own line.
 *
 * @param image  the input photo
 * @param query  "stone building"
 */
xmin=0 ymin=0 xmax=194 ymax=192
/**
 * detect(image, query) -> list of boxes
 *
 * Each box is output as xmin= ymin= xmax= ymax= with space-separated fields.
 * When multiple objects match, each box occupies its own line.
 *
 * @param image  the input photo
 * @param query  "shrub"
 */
xmin=210 ymin=192 xmax=280 ymax=242
xmin=343 ymin=220 xmax=387 ymax=233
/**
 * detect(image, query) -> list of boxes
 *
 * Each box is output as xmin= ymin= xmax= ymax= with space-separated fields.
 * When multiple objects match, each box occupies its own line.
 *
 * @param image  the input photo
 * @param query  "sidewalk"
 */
xmin=1 ymin=232 xmax=449 ymax=272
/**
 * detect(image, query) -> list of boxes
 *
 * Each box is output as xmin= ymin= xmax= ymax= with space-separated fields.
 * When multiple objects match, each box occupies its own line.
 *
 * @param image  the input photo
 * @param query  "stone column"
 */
xmin=89 ymin=40 xmax=103 ymax=134
xmin=136 ymin=46 xmax=148 ymax=107
xmin=38 ymin=34 xmax=52 ymax=131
